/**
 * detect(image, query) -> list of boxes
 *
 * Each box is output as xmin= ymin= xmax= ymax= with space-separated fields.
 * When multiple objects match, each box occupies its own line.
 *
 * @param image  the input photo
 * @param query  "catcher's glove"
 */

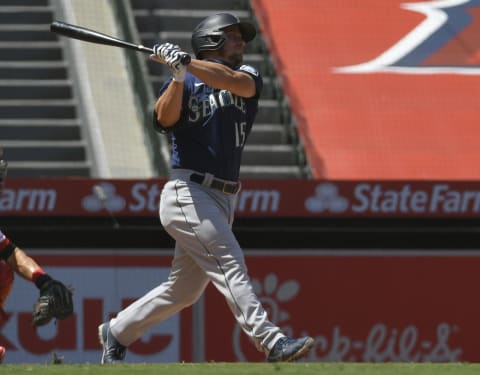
xmin=32 ymin=279 xmax=74 ymax=327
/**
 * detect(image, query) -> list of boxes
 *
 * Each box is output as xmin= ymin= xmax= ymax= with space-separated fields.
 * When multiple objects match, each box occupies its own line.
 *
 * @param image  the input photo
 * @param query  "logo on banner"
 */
xmin=0 ymin=188 xmax=56 ymax=212
xmin=335 ymin=0 xmax=480 ymax=74
xmin=232 ymin=273 xmax=301 ymax=361
xmin=305 ymin=182 xmax=480 ymax=215
xmin=227 ymin=273 xmax=463 ymax=362
xmin=82 ymin=183 xmax=126 ymax=212
xmin=308 ymin=322 xmax=462 ymax=362
xmin=1 ymin=264 xmax=179 ymax=363
xmin=305 ymin=183 xmax=349 ymax=213
xmin=79 ymin=182 xmax=282 ymax=215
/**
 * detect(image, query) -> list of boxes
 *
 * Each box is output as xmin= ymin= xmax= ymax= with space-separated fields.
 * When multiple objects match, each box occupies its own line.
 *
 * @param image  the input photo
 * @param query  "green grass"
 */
xmin=1 ymin=363 xmax=480 ymax=375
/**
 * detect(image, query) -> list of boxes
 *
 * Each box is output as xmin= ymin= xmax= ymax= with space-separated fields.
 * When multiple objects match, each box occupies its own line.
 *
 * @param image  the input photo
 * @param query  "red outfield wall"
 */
xmin=1 ymin=251 xmax=478 ymax=363
xmin=252 ymin=0 xmax=480 ymax=180
xmin=1 ymin=177 xmax=479 ymax=363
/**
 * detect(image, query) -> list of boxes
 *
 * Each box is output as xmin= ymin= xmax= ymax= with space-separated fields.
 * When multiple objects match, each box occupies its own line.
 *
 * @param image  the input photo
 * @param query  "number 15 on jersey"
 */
xmin=235 ymin=121 xmax=247 ymax=148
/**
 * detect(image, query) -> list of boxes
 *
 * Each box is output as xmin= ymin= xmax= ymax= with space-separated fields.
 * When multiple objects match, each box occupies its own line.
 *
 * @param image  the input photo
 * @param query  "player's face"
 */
xmin=218 ymin=25 xmax=246 ymax=66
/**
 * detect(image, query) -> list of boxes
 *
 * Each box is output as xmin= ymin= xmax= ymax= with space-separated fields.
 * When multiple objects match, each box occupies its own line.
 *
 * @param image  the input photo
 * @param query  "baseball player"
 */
xmin=0 ymin=147 xmax=73 ymax=363
xmin=98 ymin=13 xmax=314 ymax=363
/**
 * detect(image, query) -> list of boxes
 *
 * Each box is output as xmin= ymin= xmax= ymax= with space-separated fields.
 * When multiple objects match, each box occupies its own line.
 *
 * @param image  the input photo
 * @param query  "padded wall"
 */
xmin=252 ymin=0 xmax=480 ymax=179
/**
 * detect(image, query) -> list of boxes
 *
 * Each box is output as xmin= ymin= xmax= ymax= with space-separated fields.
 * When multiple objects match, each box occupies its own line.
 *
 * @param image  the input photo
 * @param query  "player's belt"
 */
xmin=190 ymin=173 xmax=240 ymax=195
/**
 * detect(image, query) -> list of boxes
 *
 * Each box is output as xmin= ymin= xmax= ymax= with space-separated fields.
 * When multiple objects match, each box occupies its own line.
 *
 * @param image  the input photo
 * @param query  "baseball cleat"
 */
xmin=0 ymin=346 xmax=5 ymax=363
xmin=98 ymin=322 xmax=126 ymax=364
xmin=267 ymin=336 xmax=315 ymax=362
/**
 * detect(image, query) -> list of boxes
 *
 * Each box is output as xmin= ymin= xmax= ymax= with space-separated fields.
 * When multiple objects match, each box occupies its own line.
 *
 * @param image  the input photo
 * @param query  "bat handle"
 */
xmin=180 ymin=54 xmax=191 ymax=66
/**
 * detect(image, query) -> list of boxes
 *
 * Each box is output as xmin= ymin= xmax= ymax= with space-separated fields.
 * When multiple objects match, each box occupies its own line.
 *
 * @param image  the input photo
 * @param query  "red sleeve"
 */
xmin=0 ymin=235 xmax=16 ymax=261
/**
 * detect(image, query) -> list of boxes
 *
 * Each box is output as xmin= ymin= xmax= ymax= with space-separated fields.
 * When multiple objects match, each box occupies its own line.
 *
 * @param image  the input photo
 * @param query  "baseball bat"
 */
xmin=50 ymin=20 xmax=191 ymax=65
xmin=93 ymin=184 xmax=120 ymax=229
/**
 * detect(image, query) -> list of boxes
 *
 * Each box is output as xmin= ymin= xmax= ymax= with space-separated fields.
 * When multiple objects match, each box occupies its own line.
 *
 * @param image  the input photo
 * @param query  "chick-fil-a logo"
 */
xmin=232 ymin=273 xmax=300 ymax=361
xmin=306 ymin=322 xmax=462 ymax=362
xmin=228 ymin=273 xmax=463 ymax=363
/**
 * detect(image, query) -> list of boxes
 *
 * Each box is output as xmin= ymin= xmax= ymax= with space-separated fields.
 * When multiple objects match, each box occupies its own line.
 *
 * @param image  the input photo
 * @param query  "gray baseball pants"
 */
xmin=109 ymin=168 xmax=284 ymax=354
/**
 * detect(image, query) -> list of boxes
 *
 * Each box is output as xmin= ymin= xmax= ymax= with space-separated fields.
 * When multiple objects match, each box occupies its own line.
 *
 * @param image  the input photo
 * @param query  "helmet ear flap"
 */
xmin=194 ymin=30 xmax=227 ymax=58
xmin=206 ymin=31 xmax=227 ymax=49
xmin=208 ymin=33 xmax=223 ymax=44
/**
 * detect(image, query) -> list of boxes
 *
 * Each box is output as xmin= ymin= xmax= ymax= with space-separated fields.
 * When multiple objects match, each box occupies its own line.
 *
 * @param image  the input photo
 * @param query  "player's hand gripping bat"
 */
xmin=50 ymin=20 xmax=191 ymax=65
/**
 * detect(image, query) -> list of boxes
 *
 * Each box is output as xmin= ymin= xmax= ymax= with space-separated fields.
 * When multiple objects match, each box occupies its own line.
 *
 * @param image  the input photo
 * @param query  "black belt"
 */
xmin=190 ymin=173 xmax=240 ymax=194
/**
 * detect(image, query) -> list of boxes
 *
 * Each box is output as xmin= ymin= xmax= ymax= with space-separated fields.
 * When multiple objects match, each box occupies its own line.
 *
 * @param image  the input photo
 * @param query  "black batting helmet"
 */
xmin=191 ymin=13 xmax=256 ymax=59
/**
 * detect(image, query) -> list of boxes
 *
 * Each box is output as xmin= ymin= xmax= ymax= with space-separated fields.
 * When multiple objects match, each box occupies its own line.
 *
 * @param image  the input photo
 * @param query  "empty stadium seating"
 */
xmin=0 ymin=0 xmax=91 ymax=177
xmin=0 ymin=1 xmax=308 ymax=179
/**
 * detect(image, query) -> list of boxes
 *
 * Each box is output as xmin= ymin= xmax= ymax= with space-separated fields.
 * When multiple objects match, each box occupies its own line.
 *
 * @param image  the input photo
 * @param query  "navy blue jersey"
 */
xmin=153 ymin=59 xmax=263 ymax=181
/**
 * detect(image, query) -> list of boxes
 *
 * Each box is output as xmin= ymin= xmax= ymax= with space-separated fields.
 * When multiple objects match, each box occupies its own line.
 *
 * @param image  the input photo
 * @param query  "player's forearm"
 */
xmin=155 ymin=80 xmax=184 ymax=127
xmin=188 ymin=59 xmax=255 ymax=98
xmin=7 ymin=248 xmax=42 ymax=282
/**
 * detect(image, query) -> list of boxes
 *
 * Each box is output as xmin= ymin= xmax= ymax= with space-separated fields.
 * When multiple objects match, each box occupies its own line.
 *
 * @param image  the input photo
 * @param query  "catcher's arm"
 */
xmin=6 ymin=247 xmax=43 ymax=282
xmin=1 ymin=234 xmax=74 ymax=327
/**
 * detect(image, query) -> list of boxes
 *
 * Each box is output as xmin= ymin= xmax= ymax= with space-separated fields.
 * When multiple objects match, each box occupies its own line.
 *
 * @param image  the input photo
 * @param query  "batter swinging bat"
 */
xmin=50 ymin=20 xmax=191 ymax=65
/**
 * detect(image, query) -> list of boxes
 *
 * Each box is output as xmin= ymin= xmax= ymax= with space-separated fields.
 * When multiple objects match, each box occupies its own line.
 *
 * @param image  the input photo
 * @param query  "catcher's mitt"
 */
xmin=32 ymin=279 xmax=73 ymax=327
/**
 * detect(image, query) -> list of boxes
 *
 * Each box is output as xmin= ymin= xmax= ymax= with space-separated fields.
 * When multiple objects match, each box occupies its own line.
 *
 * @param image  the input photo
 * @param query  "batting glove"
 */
xmin=152 ymin=43 xmax=180 ymax=62
xmin=166 ymin=50 xmax=187 ymax=82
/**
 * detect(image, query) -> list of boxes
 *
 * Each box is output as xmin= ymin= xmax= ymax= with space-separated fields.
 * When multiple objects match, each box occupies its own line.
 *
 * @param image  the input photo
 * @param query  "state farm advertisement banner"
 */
xmin=2 ymin=250 xmax=480 ymax=363
xmin=204 ymin=252 xmax=480 ymax=363
xmin=2 ymin=178 xmax=480 ymax=218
